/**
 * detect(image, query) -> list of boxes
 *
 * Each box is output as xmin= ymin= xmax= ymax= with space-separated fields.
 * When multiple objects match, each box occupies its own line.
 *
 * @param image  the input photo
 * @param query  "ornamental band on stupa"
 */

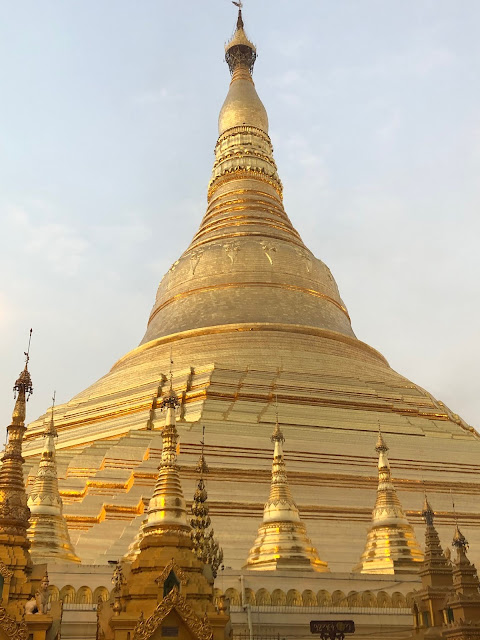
xmin=9 ymin=5 xmax=480 ymax=634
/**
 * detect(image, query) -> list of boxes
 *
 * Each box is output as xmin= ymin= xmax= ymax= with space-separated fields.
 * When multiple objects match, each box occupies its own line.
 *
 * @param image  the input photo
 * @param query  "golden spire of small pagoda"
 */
xmin=131 ymin=359 xmax=191 ymax=553
xmin=421 ymin=495 xmax=449 ymax=570
xmin=353 ymin=428 xmax=423 ymax=574
xmin=411 ymin=496 xmax=454 ymax=633
xmin=190 ymin=427 xmax=223 ymax=579
xmin=27 ymin=392 xmax=80 ymax=563
xmin=0 ymin=331 xmax=34 ymax=613
xmin=445 ymin=516 xmax=480 ymax=625
xmin=244 ymin=398 xmax=328 ymax=571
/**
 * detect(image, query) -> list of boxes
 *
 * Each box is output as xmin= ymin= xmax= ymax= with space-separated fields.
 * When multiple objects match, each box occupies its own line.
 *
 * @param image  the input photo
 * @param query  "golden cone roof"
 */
xmin=353 ymin=430 xmax=423 ymax=574
xmin=27 ymin=404 xmax=80 ymax=563
xmin=244 ymin=417 xmax=328 ymax=572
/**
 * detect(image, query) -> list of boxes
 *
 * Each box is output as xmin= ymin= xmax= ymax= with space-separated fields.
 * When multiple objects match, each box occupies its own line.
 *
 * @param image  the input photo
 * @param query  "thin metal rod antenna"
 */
xmin=275 ymin=393 xmax=279 ymax=425
xmin=52 ymin=390 xmax=56 ymax=410
xmin=25 ymin=328 xmax=33 ymax=365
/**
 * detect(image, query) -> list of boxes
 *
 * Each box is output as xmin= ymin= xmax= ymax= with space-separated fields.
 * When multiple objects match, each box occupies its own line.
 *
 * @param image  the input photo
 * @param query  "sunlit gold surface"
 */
xmin=245 ymin=421 xmax=328 ymax=572
xmin=27 ymin=407 xmax=80 ymax=563
xmin=22 ymin=7 xmax=480 ymax=575
xmin=353 ymin=432 xmax=423 ymax=574
xmin=0 ymin=363 xmax=33 ymax=616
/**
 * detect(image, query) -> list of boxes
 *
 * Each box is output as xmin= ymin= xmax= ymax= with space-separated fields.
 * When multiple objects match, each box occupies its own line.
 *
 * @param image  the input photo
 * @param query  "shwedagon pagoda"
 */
xmin=1 ymin=6 xmax=479 ymax=640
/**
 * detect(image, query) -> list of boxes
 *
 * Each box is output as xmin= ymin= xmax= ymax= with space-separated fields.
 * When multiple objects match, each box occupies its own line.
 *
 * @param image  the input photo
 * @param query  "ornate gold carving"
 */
xmin=155 ymin=559 xmax=188 ymax=588
xmin=0 ymin=606 xmax=28 ymax=640
xmin=133 ymin=588 xmax=213 ymax=640
xmin=0 ymin=562 xmax=13 ymax=580
xmin=207 ymin=169 xmax=283 ymax=200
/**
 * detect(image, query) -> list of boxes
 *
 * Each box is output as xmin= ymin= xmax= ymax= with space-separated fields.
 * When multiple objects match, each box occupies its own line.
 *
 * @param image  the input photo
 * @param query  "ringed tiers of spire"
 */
xmin=353 ymin=431 xmax=423 ymax=574
xmin=244 ymin=416 xmax=328 ymax=572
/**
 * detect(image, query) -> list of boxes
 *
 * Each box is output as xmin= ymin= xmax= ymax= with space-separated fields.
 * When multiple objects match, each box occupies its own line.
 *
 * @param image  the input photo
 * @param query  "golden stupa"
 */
xmin=23 ymin=8 xmax=479 ymax=571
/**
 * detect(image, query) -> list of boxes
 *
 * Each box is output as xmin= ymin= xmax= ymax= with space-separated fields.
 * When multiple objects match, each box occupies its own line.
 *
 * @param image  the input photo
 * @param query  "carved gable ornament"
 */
xmin=133 ymin=588 xmax=213 ymax=640
xmin=155 ymin=559 xmax=188 ymax=590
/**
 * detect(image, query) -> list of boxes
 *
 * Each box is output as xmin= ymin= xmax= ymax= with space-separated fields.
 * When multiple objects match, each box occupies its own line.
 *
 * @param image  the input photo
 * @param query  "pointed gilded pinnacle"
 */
xmin=244 ymin=401 xmax=328 ymax=571
xmin=422 ymin=494 xmax=434 ymax=527
xmin=225 ymin=3 xmax=257 ymax=75
xmin=27 ymin=391 xmax=80 ymax=563
xmin=140 ymin=366 xmax=190 ymax=542
xmin=353 ymin=429 xmax=423 ymax=574
xmin=0 ymin=332 xmax=34 ymax=540
xmin=453 ymin=524 xmax=468 ymax=553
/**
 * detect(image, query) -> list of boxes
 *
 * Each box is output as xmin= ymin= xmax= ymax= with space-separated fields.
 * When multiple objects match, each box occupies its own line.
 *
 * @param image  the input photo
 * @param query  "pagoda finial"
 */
xmin=12 ymin=329 xmax=34 ymax=426
xmin=375 ymin=423 xmax=388 ymax=454
xmin=353 ymin=429 xmax=423 ymax=573
xmin=244 ymin=398 xmax=328 ymax=571
xmin=422 ymin=489 xmax=434 ymax=527
xmin=450 ymin=491 xmax=469 ymax=555
xmin=271 ymin=394 xmax=284 ymax=443
xmin=232 ymin=1 xmax=244 ymax=29
xmin=190 ymin=427 xmax=223 ymax=578
xmin=225 ymin=0 xmax=257 ymax=75
xmin=45 ymin=391 xmax=58 ymax=439
xmin=27 ymin=389 xmax=80 ymax=563
xmin=161 ymin=348 xmax=179 ymax=410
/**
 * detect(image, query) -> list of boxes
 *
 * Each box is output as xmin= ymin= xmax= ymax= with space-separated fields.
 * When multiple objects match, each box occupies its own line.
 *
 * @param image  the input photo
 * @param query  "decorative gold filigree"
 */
xmin=0 ymin=606 xmax=28 ymax=640
xmin=133 ymin=588 xmax=213 ymax=640
xmin=155 ymin=559 xmax=188 ymax=588
xmin=0 ymin=561 xmax=13 ymax=580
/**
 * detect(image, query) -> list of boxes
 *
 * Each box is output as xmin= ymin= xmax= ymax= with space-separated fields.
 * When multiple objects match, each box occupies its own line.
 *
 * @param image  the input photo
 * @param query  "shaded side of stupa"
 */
xmin=23 ymin=8 xmax=479 ymax=570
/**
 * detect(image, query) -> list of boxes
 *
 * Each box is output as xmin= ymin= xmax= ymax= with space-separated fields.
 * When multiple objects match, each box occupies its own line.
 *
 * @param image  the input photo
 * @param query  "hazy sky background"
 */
xmin=0 ymin=0 xmax=479 ymax=439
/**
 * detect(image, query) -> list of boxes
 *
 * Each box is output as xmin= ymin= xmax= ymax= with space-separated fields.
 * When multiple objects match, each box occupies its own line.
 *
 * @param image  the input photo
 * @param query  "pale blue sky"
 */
xmin=0 ymin=0 xmax=479 ymax=437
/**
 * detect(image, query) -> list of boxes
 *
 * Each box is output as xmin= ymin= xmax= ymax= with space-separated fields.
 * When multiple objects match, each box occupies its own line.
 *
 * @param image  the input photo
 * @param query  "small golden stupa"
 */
xmin=353 ymin=430 xmax=423 ymax=574
xmin=244 ymin=414 xmax=328 ymax=572
xmin=27 ymin=397 xmax=80 ymax=564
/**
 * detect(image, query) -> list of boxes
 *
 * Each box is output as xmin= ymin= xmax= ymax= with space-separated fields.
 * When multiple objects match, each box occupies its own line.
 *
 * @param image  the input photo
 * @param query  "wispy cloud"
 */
xmin=5 ymin=204 xmax=88 ymax=277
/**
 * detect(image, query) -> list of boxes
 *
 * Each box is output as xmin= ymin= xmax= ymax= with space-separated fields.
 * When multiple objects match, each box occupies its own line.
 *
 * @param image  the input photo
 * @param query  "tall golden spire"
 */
xmin=244 ymin=401 xmax=328 ymax=571
xmin=27 ymin=392 xmax=80 ymax=563
xmin=0 ymin=332 xmax=34 ymax=612
xmin=141 ymin=7 xmax=353 ymax=346
xmin=353 ymin=429 xmax=423 ymax=574
xmin=140 ymin=366 xmax=191 ymax=544
xmin=0 ymin=346 xmax=33 ymax=539
xmin=190 ymin=428 xmax=223 ymax=578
